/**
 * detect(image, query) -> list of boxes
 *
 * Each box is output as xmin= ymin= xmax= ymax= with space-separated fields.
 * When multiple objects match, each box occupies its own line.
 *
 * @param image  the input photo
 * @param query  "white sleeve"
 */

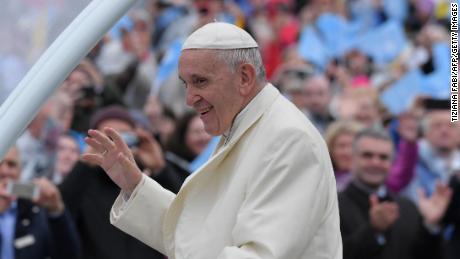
xmin=110 ymin=174 xmax=176 ymax=255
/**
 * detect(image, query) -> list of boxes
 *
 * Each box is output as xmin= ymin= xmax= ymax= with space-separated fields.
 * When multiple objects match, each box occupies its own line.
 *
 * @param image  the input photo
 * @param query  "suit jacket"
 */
xmin=153 ymin=152 xmax=191 ymax=194
xmin=339 ymin=182 xmax=443 ymax=259
xmin=110 ymin=84 xmax=343 ymax=259
xmin=59 ymin=162 xmax=165 ymax=259
xmin=443 ymin=176 xmax=460 ymax=259
xmin=14 ymin=199 xmax=80 ymax=259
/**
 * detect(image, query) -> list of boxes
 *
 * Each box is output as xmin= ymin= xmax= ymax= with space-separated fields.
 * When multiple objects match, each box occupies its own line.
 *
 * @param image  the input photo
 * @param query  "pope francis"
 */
xmin=82 ymin=22 xmax=343 ymax=259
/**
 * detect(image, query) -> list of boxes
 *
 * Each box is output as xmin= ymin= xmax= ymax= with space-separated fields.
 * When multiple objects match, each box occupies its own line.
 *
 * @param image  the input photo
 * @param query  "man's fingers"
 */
xmin=88 ymin=129 xmax=116 ymax=151
xmin=437 ymin=182 xmax=451 ymax=195
xmin=84 ymin=137 xmax=106 ymax=154
xmin=440 ymin=188 xmax=453 ymax=201
xmin=135 ymin=127 xmax=150 ymax=140
xmin=81 ymin=153 xmax=104 ymax=165
xmin=105 ymin=127 xmax=130 ymax=154
xmin=369 ymin=194 xmax=379 ymax=207
xmin=417 ymin=187 xmax=427 ymax=201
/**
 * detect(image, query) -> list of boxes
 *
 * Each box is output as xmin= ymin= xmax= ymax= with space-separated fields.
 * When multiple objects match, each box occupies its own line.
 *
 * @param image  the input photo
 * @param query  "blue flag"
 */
xmin=316 ymin=13 xmax=353 ymax=57
xmin=152 ymin=39 xmax=183 ymax=94
xmin=298 ymin=26 xmax=330 ymax=70
xmin=383 ymin=0 xmax=408 ymax=22
xmin=189 ymin=137 xmax=220 ymax=172
xmin=355 ymin=20 xmax=407 ymax=65
xmin=380 ymin=69 xmax=423 ymax=115
xmin=419 ymin=43 xmax=450 ymax=99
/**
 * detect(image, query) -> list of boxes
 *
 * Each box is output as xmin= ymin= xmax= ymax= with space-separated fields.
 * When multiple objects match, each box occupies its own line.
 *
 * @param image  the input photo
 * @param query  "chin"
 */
xmin=204 ymin=127 xmax=220 ymax=136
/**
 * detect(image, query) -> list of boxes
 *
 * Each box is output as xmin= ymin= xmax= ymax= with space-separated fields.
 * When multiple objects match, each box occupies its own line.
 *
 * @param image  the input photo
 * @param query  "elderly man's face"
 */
xmin=0 ymin=147 xmax=20 ymax=212
xmin=179 ymin=49 xmax=243 ymax=136
xmin=352 ymin=137 xmax=393 ymax=188
xmin=425 ymin=111 xmax=457 ymax=152
xmin=303 ymin=76 xmax=331 ymax=116
xmin=0 ymin=147 xmax=21 ymax=184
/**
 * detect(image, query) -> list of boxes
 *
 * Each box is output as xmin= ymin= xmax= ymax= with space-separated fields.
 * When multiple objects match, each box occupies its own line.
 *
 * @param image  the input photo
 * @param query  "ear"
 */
xmin=238 ymin=63 xmax=256 ymax=96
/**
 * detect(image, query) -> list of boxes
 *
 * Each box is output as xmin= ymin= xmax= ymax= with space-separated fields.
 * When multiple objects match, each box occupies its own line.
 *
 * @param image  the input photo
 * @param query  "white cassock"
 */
xmin=110 ymin=84 xmax=343 ymax=259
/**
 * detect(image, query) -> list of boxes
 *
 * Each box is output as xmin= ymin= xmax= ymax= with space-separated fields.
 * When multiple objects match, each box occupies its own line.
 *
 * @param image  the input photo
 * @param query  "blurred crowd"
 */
xmin=0 ymin=0 xmax=457 ymax=259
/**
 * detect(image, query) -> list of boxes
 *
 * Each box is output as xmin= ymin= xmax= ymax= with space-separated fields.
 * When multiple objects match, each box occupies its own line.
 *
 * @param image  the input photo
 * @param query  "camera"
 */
xmin=6 ymin=180 xmax=40 ymax=200
xmin=120 ymin=132 xmax=140 ymax=148
xmin=80 ymin=86 xmax=96 ymax=100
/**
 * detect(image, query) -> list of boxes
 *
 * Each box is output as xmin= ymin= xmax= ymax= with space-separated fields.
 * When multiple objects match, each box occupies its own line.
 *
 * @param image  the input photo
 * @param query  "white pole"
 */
xmin=0 ymin=0 xmax=138 ymax=159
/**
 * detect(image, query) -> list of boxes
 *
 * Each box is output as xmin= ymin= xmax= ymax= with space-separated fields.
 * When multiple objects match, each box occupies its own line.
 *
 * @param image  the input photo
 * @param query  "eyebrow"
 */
xmin=1 ymin=159 xmax=18 ymax=167
xmin=179 ymin=74 xmax=208 ymax=83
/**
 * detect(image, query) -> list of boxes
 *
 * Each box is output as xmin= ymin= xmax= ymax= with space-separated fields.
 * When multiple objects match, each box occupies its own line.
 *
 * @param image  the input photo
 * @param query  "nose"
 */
xmin=369 ymin=154 xmax=388 ymax=168
xmin=186 ymin=87 xmax=200 ymax=107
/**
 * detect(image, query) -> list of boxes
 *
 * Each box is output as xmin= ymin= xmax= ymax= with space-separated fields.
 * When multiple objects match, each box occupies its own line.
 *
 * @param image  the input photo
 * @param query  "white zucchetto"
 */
xmin=182 ymin=22 xmax=258 ymax=50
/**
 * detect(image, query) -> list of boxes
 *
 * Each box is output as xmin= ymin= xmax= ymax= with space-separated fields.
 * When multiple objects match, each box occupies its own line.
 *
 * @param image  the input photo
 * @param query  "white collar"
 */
xmin=222 ymin=84 xmax=269 ymax=145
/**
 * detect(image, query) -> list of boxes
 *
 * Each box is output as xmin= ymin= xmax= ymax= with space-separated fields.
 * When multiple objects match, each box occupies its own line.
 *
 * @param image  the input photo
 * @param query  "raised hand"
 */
xmin=132 ymin=128 xmax=165 ymax=175
xmin=369 ymin=194 xmax=400 ymax=232
xmin=418 ymin=182 xmax=452 ymax=225
xmin=82 ymin=127 xmax=143 ymax=195
xmin=397 ymin=112 xmax=419 ymax=143
xmin=33 ymin=178 xmax=65 ymax=214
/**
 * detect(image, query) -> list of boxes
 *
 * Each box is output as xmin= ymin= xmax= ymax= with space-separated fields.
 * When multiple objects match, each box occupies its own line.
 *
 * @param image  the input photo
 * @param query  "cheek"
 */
xmin=66 ymin=151 xmax=79 ymax=162
xmin=214 ymin=98 xmax=236 ymax=125
xmin=10 ymin=171 xmax=20 ymax=181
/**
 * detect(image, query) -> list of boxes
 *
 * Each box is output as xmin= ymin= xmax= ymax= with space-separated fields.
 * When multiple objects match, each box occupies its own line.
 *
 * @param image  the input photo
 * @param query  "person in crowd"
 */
xmin=65 ymin=64 xmax=102 ymax=133
xmin=342 ymin=49 xmax=374 ymax=88
xmin=99 ymin=10 xmax=157 ymax=111
xmin=444 ymin=172 xmax=460 ymax=259
xmin=302 ymin=74 xmax=335 ymax=134
xmin=52 ymin=133 xmax=81 ymax=184
xmin=273 ymin=63 xmax=314 ymax=113
xmin=16 ymin=103 xmax=61 ymax=181
xmin=59 ymin=105 xmax=165 ymax=259
xmin=339 ymin=128 xmax=452 ymax=259
xmin=335 ymin=87 xmax=382 ymax=128
xmin=83 ymin=22 xmax=342 ymax=258
xmin=326 ymin=114 xmax=418 ymax=193
xmin=143 ymin=95 xmax=177 ymax=147
xmin=325 ymin=120 xmax=364 ymax=191
xmin=385 ymin=111 xmax=420 ymax=193
xmin=0 ymin=146 xmax=80 ymax=259
xmin=403 ymin=104 xmax=460 ymax=203
xmin=155 ymin=111 xmax=211 ymax=193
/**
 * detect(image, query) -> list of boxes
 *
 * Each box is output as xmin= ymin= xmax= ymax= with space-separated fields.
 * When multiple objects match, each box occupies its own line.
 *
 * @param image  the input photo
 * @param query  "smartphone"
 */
xmin=6 ymin=181 xmax=40 ymax=200
xmin=120 ymin=132 xmax=139 ymax=148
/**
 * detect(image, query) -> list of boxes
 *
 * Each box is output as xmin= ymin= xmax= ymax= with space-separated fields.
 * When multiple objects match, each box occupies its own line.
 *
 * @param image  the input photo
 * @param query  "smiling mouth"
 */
xmin=199 ymin=106 xmax=212 ymax=116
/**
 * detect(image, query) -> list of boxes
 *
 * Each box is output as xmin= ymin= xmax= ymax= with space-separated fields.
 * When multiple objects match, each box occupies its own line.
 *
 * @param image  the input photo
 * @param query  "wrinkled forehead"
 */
xmin=179 ymin=49 xmax=224 ymax=75
xmin=180 ymin=49 xmax=219 ymax=63
xmin=356 ymin=137 xmax=393 ymax=154
xmin=427 ymin=110 xmax=451 ymax=123
xmin=2 ymin=146 xmax=19 ymax=164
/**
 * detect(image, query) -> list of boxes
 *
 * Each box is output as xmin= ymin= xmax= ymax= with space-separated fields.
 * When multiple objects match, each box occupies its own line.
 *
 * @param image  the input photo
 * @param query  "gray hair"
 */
xmin=216 ymin=48 xmax=266 ymax=83
xmin=352 ymin=127 xmax=394 ymax=158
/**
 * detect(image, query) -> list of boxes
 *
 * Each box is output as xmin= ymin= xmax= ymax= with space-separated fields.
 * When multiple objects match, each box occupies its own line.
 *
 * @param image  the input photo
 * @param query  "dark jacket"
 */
xmin=153 ymin=151 xmax=191 ymax=194
xmin=339 ymin=182 xmax=443 ymax=259
xmin=59 ymin=161 xmax=165 ymax=259
xmin=14 ymin=199 xmax=80 ymax=259
xmin=444 ymin=176 xmax=460 ymax=259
